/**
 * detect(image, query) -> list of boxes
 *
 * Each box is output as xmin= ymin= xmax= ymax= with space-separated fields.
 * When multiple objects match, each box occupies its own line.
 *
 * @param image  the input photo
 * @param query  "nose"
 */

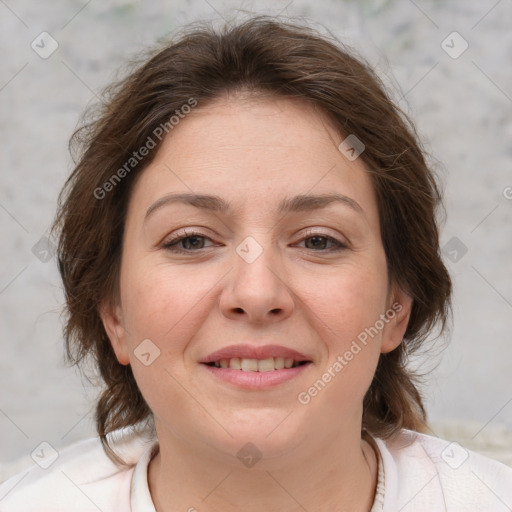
xmin=219 ymin=236 xmax=295 ymax=325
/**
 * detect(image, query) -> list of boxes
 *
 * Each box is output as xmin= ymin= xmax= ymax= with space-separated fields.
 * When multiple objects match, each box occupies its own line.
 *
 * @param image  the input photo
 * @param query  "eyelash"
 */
xmin=161 ymin=229 xmax=348 ymax=254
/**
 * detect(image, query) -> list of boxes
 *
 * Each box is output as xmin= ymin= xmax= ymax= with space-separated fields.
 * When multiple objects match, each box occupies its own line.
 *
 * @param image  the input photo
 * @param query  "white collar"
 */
xmin=130 ymin=441 xmax=159 ymax=511
xmin=130 ymin=438 xmax=387 ymax=511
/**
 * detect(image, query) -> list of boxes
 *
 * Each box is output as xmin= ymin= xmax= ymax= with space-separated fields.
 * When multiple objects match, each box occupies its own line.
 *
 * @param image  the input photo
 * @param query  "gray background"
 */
xmin=1 ymin=0 xmax=511 ymax=473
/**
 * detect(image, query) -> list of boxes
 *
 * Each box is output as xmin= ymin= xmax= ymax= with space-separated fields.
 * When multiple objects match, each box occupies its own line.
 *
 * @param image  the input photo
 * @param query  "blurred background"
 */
xmin=1 ymin=0 xmax=511 ymax=478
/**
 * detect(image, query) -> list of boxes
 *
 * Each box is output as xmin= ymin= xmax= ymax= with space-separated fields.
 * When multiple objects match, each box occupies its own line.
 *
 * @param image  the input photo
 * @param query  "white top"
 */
xmin=1 ymin=429 xmax=511 ymax=511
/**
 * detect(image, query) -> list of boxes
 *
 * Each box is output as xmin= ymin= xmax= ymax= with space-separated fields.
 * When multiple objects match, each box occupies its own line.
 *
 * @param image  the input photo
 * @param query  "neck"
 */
xmin=148 ymin=426 xmax=378 ymax=512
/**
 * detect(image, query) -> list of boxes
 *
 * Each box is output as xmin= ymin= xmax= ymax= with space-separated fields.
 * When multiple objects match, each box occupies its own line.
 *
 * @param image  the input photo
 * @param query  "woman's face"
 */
xmin=101 ymin=93 xmax=411 ymax=464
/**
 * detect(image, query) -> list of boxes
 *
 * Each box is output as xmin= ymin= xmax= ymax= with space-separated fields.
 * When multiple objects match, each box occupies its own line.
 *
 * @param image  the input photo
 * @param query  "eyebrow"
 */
xmin=144 ymin=192 xmax=364 ymax=221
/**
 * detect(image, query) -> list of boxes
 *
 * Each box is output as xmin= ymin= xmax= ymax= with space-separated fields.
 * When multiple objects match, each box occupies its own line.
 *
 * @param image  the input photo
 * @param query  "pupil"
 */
xmin=184 ymin=236 xmax=204 ymax=249
xmin=306 ymin=236 xmax=326 ymax=249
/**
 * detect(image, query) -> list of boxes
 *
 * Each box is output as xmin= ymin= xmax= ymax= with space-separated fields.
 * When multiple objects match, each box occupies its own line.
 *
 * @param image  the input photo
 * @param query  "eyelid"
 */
xmin=299 ymin=227 xmax=349 ymax=246
xmin=161 ymin=228 xmax=216 ymax=248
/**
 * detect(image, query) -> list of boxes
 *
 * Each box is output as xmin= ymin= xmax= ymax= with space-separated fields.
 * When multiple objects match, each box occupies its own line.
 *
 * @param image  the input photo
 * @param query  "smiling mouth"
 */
xmin=203 ymin=357 xmax=311 ymax=371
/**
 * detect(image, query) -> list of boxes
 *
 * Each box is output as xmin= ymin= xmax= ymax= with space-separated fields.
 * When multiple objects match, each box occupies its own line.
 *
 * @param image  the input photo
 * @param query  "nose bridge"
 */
xmin=220 ymin=232 xmax=294 ymax=321
xmin=233 ymin=233 xmax=282 ymax=289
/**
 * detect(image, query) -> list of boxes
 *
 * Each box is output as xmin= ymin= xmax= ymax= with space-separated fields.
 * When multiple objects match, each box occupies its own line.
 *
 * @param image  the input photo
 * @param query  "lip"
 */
xmin=199 ymin=344 xmax=311 ymax=364
xmin=201 ymin=362 xmax=312 ymax=390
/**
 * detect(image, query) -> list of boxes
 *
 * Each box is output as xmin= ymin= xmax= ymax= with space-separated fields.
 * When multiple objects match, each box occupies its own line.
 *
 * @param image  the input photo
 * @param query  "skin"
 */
xmin=100 ymin=92 xmax=412 ymax=512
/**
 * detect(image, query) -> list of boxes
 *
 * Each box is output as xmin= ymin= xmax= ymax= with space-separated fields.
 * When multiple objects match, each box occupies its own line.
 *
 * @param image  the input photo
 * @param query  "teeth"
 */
xmin=258 ymin=358 xmax=275 ymax=372
xmin=210 ymin=357 xmax=306 ymax=371
xmin=228 ymin=358 xmax=241 ymax=370
xmin=241 ymin=358 xmax=258 ymax=372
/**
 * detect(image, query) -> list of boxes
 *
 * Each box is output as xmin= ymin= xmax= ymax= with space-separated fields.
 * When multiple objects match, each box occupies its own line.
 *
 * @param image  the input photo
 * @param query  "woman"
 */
xmin=1 ymin=14 xmax=511 ymax=512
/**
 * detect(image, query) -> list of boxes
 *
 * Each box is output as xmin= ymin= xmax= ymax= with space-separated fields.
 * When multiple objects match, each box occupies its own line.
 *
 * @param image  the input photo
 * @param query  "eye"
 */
xmin=161 ymin=229 xmax=348 ymax=254
xmin=162 ymin=230 xmax=215 ymax=254
xmin=297 ymin=232 xmax=347 ymax=252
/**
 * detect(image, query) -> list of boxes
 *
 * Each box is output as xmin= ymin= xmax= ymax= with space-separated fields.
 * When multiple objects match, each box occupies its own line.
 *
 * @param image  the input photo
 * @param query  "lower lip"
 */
xmin=201 ymin=363 xmax=312 ymax=389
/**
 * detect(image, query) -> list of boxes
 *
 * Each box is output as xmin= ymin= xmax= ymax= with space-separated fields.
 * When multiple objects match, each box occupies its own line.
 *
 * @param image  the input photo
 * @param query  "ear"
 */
xmin=380 ymin=285 xmax=413 ymax=354
xmin=98 ymin=298 xmax=130 ymax=365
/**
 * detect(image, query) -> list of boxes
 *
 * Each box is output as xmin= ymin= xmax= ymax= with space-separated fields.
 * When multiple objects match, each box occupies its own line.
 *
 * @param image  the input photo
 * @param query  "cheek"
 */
xmin=118 ymin=262 xmax=215 ymax=418
xmin=297 ymin=256 xmax=388 ymax=394
xmin=120 ymin=259 xmax=219 ymax=349
xmin=306 ymin=261 xmax=388 ymax=340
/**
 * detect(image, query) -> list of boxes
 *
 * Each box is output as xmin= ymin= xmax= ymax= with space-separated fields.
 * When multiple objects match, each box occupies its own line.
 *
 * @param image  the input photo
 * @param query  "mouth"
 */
xmin=201 ymin=359 xmax=312 ymax=389
xmin=199 ymin=344 xmax=313 ymax=389
xmin=203 ymin=357 xmax=311 ymax=371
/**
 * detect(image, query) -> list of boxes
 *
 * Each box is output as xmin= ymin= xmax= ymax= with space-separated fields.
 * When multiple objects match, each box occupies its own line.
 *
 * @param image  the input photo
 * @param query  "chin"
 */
xmin=207 ymin=413 xmax=308 ymax=466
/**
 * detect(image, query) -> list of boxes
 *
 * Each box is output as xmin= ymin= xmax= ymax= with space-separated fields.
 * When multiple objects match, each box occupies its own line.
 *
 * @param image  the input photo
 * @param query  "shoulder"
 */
xmin=0 ymin=430 xmax=156 ymax=511
xmin=375 ymin=429 xmax=512 ymax=512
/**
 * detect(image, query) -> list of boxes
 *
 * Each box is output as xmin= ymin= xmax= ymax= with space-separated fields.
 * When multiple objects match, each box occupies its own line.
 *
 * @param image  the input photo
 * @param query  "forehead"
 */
xmin=127 ymin=94 xmax=379 ymax=225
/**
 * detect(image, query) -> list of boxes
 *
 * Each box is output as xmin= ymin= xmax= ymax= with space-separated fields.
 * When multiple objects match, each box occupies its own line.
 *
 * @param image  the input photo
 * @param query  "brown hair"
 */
xmin=51 ymin=14 xmax=452 ymax=464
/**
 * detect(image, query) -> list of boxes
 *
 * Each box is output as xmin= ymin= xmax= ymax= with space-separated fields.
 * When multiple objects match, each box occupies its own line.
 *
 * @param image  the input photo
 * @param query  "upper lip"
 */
xmin=199 ymin=344 xmax=311 ymax=363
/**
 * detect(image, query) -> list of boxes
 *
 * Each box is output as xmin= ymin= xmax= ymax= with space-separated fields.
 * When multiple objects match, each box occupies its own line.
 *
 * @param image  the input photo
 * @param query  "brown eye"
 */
xmin=299 ymin=234 xmax=347 ymax=252
xmin=162 ymin=231 xmax=215 ymax=254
